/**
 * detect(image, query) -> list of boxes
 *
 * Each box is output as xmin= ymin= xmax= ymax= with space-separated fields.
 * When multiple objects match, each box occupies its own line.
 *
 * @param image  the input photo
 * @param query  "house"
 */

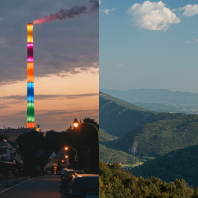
xmin=52 ymin=148 xmax=70 ymax=174
xmin=44 ymin=151 xmax=56 ymax=172
xmin=0 ymin=139 xmax=22 ymax=176
xmin=35 ymin=149 xmax=56 ymax=174
xmin=0 ymin=140 xmax=22 ymax=163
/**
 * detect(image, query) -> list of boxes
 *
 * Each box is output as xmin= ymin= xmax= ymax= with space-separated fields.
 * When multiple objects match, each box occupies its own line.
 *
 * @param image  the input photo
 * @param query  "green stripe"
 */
xmin=27 ymin=102 xmax=35 ymax=122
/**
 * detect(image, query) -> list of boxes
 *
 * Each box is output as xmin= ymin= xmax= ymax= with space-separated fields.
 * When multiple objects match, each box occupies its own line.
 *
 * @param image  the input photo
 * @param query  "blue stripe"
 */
xmin=27 ymin=82 xmax=34 ymax=102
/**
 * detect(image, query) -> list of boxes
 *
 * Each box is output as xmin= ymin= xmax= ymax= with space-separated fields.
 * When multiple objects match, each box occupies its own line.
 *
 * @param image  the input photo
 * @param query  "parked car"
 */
xmin=60 ymin=170 xmax=84 ymax=192
xmin=60 ymin=168 xmax=74 ymax=180
xmin=67 ymin=174 xmax=99 ymax=198
xmin=47 ymin=171 xmax=52 ymax=175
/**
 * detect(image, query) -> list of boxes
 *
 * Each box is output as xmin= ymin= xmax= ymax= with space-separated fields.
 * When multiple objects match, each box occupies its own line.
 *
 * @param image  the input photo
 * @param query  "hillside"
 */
xmin=101 ymin=89 xmax=198 ymax=114
xmin=99 ymin=128 xmax=119 ymax=142
xmin=100 ymin=92 xmax=156 ymax=137
xmin=99 ymin=144 xmax=138 ymax=164
xmin=114 ymin=115 xmax=198 ymax=157
xmin=133 ymin=102 xmax=198 ymax=114
xmin=131 ymin=144 xmax=198 ymax=187
xmin=100 ymin=92 xmax=198 ymax=139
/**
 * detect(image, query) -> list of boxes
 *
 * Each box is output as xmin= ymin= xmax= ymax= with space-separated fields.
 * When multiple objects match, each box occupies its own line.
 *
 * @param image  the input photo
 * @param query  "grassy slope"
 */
xmin=100 ymin=92 xmax=150 ymax=112
xmin=99 ymin=144 xmax=139 ymax=164
xmin=132 ymin=144 xmax=198 ymax=187
xmin=115 ymin=115 xmax=198 ymax=157
xmin=100 ymin=92 xmax=157 ymax=138
xmin=99 ymin=128 xmax=119 ymax=142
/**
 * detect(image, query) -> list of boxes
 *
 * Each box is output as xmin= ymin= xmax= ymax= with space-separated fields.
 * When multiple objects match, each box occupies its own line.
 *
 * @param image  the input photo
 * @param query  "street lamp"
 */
xmin=65 ymin=147 xmax=78 ymax=170
xmin=73 ymin=120 xmax=99 ymax=144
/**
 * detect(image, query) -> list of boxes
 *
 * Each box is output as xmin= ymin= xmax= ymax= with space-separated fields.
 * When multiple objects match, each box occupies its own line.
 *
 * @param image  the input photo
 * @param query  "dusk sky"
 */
xmin=0 ymin=0 xmax=99 ymax=131
xmin=100 ymin=0 xmax=198 ymax=93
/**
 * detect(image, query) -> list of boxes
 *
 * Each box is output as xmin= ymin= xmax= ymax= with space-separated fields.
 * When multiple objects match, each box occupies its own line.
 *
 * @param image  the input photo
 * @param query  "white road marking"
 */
xmin=0 ymin=178 xmax=34 ymax=194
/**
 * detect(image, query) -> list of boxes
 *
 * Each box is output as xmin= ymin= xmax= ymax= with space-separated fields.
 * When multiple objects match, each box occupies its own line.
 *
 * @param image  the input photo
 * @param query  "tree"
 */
xmin=0 ymin=133 xmax=9 ymax=143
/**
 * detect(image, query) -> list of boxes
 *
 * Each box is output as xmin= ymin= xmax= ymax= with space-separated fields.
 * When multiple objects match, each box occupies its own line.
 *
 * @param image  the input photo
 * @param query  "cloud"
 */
xmin=0 ymin=0 xmax=98 ymax=85
xmin=0 ymin=38 xmax=6 ymax=45
xmin=127 ymin=0 xmax=181 ymax=31
xmin=99 ymin=1 xmax=101 ymax=5
xmin=185 ymin=41 xmax=189 ymax=43
xmin=0 ymin=93 xmax=98 ymax=101
xmin=116 ymin=64 xmax=124 ymax=67
xmin=179 ymin=4 xmax=198 ymax=16
xmin=195 ymin=39 xmax=198 ymax=42
xmin=0 ymin=109 xmax=98 ymax=131
xmin=100 ymin=8 xmax=115 ymax=15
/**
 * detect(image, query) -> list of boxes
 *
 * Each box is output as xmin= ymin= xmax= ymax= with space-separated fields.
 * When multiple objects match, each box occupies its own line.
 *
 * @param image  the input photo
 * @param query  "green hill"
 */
xmin=114 ymin=115 xmax=198 ymax=157
xmin=100 ymin=92 xmax=157 ymax=138
xmin=99 ymin=128 xmax=119 ymax=148
xmin=100 ymin=92 xmax=198 ymax=139
xmin=100 ymin=92 xmax=149 ymax=112
xmin=99 ymin=128 xmax=119 ymax=142
xmin=100 ymin=89 xmax=198 ymax=114
xmin=131 ymin=144 xmax=198 ymax=187
xmin=99 ymin=144 xmax=138 ymax=164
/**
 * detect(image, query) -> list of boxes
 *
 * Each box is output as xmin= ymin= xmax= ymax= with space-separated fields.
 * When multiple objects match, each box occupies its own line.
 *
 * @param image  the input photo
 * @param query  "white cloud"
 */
xmin=0 ymin=38 xmax=6 ymax=45
xmin=185 ymin=41 xmax=189 ymax=43
xmin=99 ymin=1 xmax=101 ymax=5
xmin=127 ymin=0 xmax=181 ymax=31
xmin=179 ymin=4 xmax=198 ymax=16
xmin=100 ymin=8 xmax=115 ymax=15
xmin=195 ymin=39 xmax=198 ymax=42
xmin=116 ymin=64 xmax=123 ymax=67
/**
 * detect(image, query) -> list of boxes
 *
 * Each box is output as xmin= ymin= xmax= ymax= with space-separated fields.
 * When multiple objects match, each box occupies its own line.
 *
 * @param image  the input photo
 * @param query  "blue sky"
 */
xmin=99 ymin=0 xmax=198 ymax=93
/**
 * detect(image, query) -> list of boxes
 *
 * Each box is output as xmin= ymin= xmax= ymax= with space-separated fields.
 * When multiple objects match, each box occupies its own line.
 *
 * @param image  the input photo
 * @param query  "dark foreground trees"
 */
xmin=16 ymin=118 xmax=99 ymax=174
xmin=99 ymin=161 xmax=198 ymax=198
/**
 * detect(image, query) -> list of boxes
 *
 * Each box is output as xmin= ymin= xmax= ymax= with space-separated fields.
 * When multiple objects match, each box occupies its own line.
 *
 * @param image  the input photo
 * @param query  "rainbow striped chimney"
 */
xmin=27 ymin=23 xmax=35 ymax=128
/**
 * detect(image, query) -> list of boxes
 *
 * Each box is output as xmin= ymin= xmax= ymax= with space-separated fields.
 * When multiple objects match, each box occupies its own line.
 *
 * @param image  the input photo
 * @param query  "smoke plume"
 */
xmin=33 ymin=0 xmax=99 ymax=24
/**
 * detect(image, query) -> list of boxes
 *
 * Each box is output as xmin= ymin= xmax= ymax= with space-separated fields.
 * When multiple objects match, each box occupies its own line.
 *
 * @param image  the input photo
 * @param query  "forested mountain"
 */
xmin=100 ymin=92 xmax=198 ymax=139
xmin=100 ymin=92 xmax=156 ymax=137
xmin=100 ymin=89 xmax=198 ymax=114
xmin=114 ymin=115 xmax=198 ymax=157
xmin=131 ymin=144 xmax=198 ymax=187
xmin=99 ymin=144 xmax=138 ymax=164
xmin=99 ymin=128 xmax=119 ymax=142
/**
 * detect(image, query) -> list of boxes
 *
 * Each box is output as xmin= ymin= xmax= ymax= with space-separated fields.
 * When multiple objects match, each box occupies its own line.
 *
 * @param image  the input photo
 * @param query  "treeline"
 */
xmin=16 ymin=118 xmax=99 ymax=173
xmin=99 ymin=161 xmax=198 ymax=198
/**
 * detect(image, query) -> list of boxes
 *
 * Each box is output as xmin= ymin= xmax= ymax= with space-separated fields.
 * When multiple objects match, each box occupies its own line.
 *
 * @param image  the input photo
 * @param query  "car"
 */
xmin=47 ymin=171 xmax=52 ymax=175
xmin=61 ymin=168 xmax=74 ymax=180
xmin=60 ymin=170 xmax=84 ymax=191
xmin=67 ymin=174 xmax=99 ymax=198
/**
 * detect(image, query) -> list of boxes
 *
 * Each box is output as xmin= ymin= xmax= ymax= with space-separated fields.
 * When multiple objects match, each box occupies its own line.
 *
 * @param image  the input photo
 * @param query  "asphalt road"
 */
xmin=0 ymin=175 xmax=61 ymax=198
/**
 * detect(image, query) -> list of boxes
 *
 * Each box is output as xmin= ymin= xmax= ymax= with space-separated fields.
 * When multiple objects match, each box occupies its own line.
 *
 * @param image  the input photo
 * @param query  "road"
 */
xmin=0 ymin=175 xmax=61 ymax=198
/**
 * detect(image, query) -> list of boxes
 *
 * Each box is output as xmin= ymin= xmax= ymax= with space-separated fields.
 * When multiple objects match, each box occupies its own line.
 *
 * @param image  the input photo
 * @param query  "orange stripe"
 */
xmin=27 ymin=122 xmax=35 ymax=128
xmin=27 ymin=62 xmax=34 ymax=82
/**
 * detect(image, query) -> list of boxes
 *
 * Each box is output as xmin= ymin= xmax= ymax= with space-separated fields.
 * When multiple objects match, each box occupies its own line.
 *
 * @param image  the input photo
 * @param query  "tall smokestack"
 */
xmin=27 ymin=23 xmax=35 ymax=128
